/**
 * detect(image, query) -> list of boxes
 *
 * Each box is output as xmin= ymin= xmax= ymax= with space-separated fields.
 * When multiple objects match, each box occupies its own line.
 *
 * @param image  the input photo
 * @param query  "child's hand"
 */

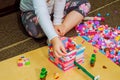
xmin=51 ymin=36 xmax=67 ymax=58
xmin=54 ymin=25 xmax=66 ymax=36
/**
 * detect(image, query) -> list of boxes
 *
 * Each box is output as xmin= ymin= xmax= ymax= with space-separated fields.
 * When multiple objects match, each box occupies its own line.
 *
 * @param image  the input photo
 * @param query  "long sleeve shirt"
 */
xmin=20 ymin=0 xmax=66 ymax=40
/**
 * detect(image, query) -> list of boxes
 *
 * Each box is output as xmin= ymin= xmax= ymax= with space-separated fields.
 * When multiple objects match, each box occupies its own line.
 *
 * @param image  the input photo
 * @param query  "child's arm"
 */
xmin=32 ymin=0 xmax=66 ymax=57
xmin=32 ymin=0 xmax=58 ymax=41
xmin=53 ymin=0 xmax=66 ymax=25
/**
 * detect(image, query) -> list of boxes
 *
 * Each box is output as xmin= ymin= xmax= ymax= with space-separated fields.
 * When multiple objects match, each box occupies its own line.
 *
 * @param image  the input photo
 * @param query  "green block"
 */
xmin=25 ymin=61 xmax=30 ymax=65
xmin=40 ymin=68 xmax=47 ymax=78
xmin=40 ymin=73 xmax=46 ymax=78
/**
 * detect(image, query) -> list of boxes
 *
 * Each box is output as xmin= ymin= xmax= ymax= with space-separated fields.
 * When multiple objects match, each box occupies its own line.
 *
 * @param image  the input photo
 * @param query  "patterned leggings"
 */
xmin=21 ymin=0 xmax=91 ymax=38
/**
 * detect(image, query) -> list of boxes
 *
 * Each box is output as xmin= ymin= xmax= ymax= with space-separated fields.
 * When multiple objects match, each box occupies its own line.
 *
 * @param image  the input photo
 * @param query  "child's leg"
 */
xmin=62 ymin=1 xmax=91 ymax=35
xmin=62 ymin=11 xmax=84 ymax=34
xmin=21 ymin=11 xmax=45 ymax=38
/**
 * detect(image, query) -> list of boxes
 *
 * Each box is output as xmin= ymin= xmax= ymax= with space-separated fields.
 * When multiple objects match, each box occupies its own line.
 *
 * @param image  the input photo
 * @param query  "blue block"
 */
xmin=76 ymin=44 xmax=82 ymax=49
xmin=82 ymin=36 xmax=90 ymax=41
xmin=118 ymin=51 xmax=120 ymax=56
xmin=76 ymin=47 xmax=85 ymax=55
xmin=110 ymin=50 xmax=115 ymax=55
xmin=92 ymin=41 xmax=96 ymax=45
xmin=97 ymin=13 xmax=101 ymax=16
xmin=49 ymin=56 xmax=55 ymax=62
xmin=118 ymin=26 xmax=120 ymax=30
xmin=57 ymin=64 xmax=63 ymax=70
xmin=112 ymin=58 xmax=116 ymax=62
xmin=99 ymin=50 xmax=105 ymax=54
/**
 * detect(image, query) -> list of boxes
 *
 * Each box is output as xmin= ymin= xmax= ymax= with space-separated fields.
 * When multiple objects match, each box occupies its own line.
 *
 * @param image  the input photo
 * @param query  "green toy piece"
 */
xmin=25 ymin=60 xmax=30 ymax=65
xmin=90 ymin=54 xmax=96 ymax=67
xmin=40 ymin=68 xmax=47 ymax=80
xmin=74 ymin=61 xmax=100 ymax=80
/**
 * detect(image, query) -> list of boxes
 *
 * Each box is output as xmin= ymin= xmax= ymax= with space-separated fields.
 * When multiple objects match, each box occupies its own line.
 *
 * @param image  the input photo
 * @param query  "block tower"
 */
xmin=48 ymin=37 xmax=85 ymax=71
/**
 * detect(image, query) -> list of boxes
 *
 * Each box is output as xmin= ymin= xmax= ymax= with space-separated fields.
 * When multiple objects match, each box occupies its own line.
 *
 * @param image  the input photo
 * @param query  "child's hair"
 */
xmin=47 ymin=0 xmax=50 ymax=3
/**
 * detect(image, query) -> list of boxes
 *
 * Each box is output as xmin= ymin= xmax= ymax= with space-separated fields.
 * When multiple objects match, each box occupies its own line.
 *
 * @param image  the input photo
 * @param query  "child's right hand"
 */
xmin=54 ymin=24 xmax=66 ymax=36
xmin=51 ymin=36 xmax=67 ymax=58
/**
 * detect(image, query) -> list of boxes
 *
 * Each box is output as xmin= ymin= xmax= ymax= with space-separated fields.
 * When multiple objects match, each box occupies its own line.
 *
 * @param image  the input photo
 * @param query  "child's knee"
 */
xmin=76 ymin=2 xmax=91 ymax=16
xmin=65 ymin=1 xmax=91 ymax=17
xmin=28 ymin=31 xmax=45 ymax=38
xmin=26 ymin=24 xmax=45 ymax=38
xmin=25 ymin=24 xmax=39 ymax=38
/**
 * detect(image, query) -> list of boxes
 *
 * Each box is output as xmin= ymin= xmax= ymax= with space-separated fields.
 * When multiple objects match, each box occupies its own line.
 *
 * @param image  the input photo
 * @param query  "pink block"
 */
xmin=18 ymin=62 xmax=23 ymax=67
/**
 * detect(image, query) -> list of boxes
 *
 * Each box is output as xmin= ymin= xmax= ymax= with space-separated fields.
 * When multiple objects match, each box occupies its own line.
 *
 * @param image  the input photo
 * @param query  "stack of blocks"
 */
xmin=48 ymin=37 xmax=85 ymax=71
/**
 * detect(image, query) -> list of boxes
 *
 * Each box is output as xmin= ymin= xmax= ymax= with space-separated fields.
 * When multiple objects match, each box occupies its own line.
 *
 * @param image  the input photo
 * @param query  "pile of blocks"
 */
xmin=48 ymin=37 xmax=85 ymax=71
xmin=75 ymin=18 xmax=120 ymax=65
xmin=17 ymin=56 xmax=30 ymax=67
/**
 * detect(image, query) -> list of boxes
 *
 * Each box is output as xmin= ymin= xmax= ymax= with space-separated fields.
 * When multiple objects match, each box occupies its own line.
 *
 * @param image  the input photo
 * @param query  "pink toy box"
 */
xmin=48 ymin=37 xmax=85 ymax=71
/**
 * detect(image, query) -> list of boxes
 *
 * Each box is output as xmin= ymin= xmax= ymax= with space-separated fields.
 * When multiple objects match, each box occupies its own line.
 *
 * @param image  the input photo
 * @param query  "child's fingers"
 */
xmin=54 ymin=51 xmax=61 ymax=58
xmin=61 ymin=46 xmax=67 ymax=54
xmin=55 ymin=29 xmax=62 ymax=36
xmin=57 ymin=49 xmax=65 ymax=56
xmin=59 ymin=29 xmax=65 ymax=36
xmin=54 ymin=48 xmax=66 ymax=58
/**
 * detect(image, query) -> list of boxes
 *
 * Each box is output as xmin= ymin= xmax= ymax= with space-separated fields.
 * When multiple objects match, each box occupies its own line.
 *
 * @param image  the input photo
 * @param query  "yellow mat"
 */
xmin=0 ymin=36 xmax=120 ymax=80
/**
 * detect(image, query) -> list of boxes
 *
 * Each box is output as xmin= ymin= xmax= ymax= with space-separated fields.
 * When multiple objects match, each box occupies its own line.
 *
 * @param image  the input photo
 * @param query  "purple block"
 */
xmin=93 ymin=34 xmax=99 ymax=41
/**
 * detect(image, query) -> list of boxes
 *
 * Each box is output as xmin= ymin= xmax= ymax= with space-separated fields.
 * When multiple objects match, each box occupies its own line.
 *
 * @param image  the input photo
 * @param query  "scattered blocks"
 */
xmin=48 ymin=37 xmax=85 ymax=71
xmin=17 ymin=56 xmax=30 ymax=67
xmin=75 ymin=18 xmax=120 ymax=65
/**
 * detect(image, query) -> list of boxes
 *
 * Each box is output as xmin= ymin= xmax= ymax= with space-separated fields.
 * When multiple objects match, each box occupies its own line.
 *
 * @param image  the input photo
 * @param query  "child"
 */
xmin=20 ymin=0 xmax=91 ymax=57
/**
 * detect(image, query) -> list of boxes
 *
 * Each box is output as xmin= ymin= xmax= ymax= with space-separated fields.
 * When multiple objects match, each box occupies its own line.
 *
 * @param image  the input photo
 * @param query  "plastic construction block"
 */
xmin=118 ymin=26 xmax=120 ymax=30
xmin=84 ymin=16 xmax=105 ymax=21
xmin=97 ymin=13 xmax=101 ymax=17
xmin=99 ymin=50 xmax=105 ymax=55
xmin=54 ymin=72 xmax=59 ymax=79
xmin=106 ymin=13 xmax=110 ymax=16
xmin=82 ymin=36 xmax=91 ymax=41
xmin=17 ymin=59 xmax=24 ymax=67
xmin=48 ymin=37 xmax=86 ymax=71
xmin=25 ymin=59 xmax=30 ymax=65
xmin=40 ymin=68 xmax=47 ymax=80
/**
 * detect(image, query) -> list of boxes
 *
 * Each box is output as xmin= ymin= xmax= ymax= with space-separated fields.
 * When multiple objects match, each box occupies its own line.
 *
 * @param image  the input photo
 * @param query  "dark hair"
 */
xmin=47 ymin=0 xmax=50 ymax=3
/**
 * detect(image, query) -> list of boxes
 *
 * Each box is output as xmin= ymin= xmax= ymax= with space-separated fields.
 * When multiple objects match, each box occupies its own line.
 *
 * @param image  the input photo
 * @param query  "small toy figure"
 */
xmin=90 ymin=54 xmax=96 ymax=67
xmin=40 ymin=68 xmax=47 ymax=80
